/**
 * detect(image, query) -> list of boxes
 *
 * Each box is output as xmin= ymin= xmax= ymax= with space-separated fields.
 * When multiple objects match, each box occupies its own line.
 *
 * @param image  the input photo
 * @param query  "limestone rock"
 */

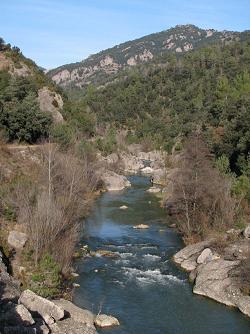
xmin=8 ymin=230 xmax=28 ymax=250
xmin=133 ymin=224 xmax=149 ymax=229
xmin=120 ymin=205 xmax=128 ymax=209
xmin=102 ymin=171 xmax=131 ymax=191
xmin=197 ymin=248 xmax=213 ymax=264
xmin=53 ymin=299 xmax=95 ymax=327
xmin=19 ymin=290 xmax=64 ymax=322
xmin=14 ymin=304 xmax=35 ymax=325
xmin=147 ymin=186 xmax=161 ymax=193
xmin=173 ymin=240 xmax=213 ymax=267
xmin=141 ymin=166 xmax=153 ymax=175
xmin=236 ymin=295 xmax=250 ymax=317
xmin=38 ymin=87 xmax=64 ymax=123
xmin=193 ymin=259 xmax=240 ymax=306
xmin=243 ymin=224 xmax=250 ymax=239
xmin=95 ymin=314 xmax=120 ymax=328
xmin=50 ymin=318 xmax=97 ymax=334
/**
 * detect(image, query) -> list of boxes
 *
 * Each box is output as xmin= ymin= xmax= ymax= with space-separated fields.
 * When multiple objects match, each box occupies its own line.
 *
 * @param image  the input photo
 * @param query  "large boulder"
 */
xmin=94 ymin=314 xmax=120 ymax=328
xmin=193 ymin=259 xmax=240 ymax=306
xmin=38 ymin=87 xmax=64 ymax=124
xmin=8 ymin=230 xmax=28 ymax=250
xmin=19 ymin=290 xmax=64 ymax=322
xmin=173 ymin=240 xmax=213 ymax=270
xmin=102 ymin=171 xmax=131 ymax=191
xmin=53 ymin=299 xmax=95 ymax=328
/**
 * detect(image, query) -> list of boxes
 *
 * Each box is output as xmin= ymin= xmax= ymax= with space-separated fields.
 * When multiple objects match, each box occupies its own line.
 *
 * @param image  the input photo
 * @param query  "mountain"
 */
xmin=48 ymin=24 xmax=241 ymax=89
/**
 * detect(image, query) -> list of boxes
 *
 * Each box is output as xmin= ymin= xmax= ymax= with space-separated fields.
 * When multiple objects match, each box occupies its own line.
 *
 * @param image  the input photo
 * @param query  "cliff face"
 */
xmin=48 ymin=24 xmax=241 ymax=89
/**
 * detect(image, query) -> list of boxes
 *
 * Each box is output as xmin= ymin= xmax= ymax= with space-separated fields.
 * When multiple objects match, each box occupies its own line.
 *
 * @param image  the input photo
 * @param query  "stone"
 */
xmin=95 ymin=314 xmax=120 ymax=328
xmin=38 ymin=87 xmax=64 ymax=123
xmin=53 ymin=299 xmax=95 ymax=327
xmin=71 ymin=272 xmax=79 ymax=277
xmin=50 ymin=318 xmax=97 ymax=334
xmin=102 ymin=171 xmax=131 ymax=191
xmin=120 ymin=205 xmax=128 ymax=209
xmin=14 ymin=304 xmax=35 ymax=325
xmin=8 ymin=230 xmax=28 ymax=250
xmin=236 ymin=295 xmax=250 ymax=317
xmin=197 ymin=248 xmax=213 ymax=264
xmin=133 ymin=224 xmax=149 ymax=229
xmin=243 ymin=224 xmax=250 ymax=239
xmin=90 ymin=250 xmax=120 ymax=258
xmin=193 ymin=259 xmax=240 ymax=306
xmin=141 ymin=166 xmax=153 ymax=175
xmin=147 ymin=187 xmax=161 ymax=193
xmin=73 ymin=283 xmax=80 ymax=288
xmin=19 ymin=290 xmax=64 ymax=322
xmin=173 ymin=239 xmax=214 ymax=266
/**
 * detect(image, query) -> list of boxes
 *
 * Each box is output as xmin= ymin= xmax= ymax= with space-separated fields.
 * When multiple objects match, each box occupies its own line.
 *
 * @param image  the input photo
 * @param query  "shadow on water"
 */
xmin=74 ymin=175 xmax=250 ymax=334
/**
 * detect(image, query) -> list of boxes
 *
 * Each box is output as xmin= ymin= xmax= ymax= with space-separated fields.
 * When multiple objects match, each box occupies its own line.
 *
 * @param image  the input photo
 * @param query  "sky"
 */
xmin=0 ymin=0 xmax=250 ymax=69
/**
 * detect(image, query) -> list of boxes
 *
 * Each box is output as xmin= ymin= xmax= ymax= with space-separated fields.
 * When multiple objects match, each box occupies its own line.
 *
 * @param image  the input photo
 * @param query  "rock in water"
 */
xmin=193 ymin=259 xmax=240 ymax=306
xmin=147 ymin=186 xmax=161 ymax=193
xmin=133 ymin=224 xmax=149 ymax=229
xmin=19 ymin=290 xmax=64 ymax=322
xmin=8 ymin=231 xmax=28 ymax=250
xmin=120 ymin=205 xmax=128 ymax=209
xmin=95 ymin=314 xmax=120 ymax=328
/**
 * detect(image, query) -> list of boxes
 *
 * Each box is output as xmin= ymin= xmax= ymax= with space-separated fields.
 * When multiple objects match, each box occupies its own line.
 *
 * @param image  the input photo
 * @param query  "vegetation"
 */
xmin=48 ymin=24 xmax=242 ymax=89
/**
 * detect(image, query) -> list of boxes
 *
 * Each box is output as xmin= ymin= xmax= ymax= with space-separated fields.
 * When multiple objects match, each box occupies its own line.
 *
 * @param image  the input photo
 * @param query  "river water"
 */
xmin=74 ymin=176 xmax=250 ymax=334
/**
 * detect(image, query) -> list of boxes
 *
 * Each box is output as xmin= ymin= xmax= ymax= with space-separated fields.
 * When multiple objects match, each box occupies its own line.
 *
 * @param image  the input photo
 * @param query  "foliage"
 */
xmin=80 ymin=38 xmax=250 ymax=174
xmin=30 ymin=253 xmax=61 ymax=298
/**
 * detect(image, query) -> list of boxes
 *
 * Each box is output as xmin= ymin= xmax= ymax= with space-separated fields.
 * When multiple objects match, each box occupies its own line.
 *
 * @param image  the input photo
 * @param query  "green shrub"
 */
xmin=30 ymin=254 xmax=61 ymax=298
xmin=51 ymin=123 xmax=73 ymax=149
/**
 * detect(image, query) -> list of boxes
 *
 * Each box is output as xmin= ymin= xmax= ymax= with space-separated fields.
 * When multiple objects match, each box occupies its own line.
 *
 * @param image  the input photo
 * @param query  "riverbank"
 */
xmin=72 ymin=175 xmax=250 ymax=334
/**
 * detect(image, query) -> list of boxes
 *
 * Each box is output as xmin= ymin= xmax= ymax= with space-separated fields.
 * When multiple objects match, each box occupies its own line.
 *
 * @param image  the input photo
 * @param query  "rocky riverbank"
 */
xmin=173 ymin=235 xmax=250 ymax=318
xmin=0 ymin=248 xmax=120 ymax=333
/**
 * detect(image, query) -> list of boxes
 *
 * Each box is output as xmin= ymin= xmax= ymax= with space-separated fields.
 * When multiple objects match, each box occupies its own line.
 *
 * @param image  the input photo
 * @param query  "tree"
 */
xmin=171 ymin=134 xmax=236 ymax=239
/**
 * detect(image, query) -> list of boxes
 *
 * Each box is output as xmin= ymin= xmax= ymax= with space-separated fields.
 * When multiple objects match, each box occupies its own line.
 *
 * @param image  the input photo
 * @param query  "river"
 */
xmin=73 ymin=175 xmax=250 ymax=334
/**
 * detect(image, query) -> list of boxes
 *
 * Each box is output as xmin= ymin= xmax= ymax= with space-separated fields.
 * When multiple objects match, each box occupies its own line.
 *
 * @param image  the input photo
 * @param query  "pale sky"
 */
xmin=0 ymin=0 xmax=249 ymax=69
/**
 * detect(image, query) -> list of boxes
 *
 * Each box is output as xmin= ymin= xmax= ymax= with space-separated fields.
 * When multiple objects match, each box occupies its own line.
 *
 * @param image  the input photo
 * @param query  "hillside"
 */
xmin=0 ymin=38 xmax=65 ymax=143
xmin=48 ymin=24 xmax=242 ymax=89
xmin=79 ymin=35 xmax=250 ymax=175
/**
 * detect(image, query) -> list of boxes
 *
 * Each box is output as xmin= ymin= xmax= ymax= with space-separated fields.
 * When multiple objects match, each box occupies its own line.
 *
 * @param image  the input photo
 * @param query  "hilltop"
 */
xmin=48 ymin=24 xmax=242 ymax=89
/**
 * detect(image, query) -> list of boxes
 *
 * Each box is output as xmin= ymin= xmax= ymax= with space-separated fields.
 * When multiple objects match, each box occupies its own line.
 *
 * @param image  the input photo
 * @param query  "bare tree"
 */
xmin=170 ymin=133 xmax=236 ymax=240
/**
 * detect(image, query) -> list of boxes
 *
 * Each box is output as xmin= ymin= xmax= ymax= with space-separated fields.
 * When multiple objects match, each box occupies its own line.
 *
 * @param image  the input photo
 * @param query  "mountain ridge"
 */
xmin=47 ymin=24 xmax=242 ymax=89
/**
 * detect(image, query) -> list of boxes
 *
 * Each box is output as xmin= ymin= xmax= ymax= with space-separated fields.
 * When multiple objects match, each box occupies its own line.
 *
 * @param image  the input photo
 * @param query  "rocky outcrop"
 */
xmin=173 ymin=239 xmax=250 ymax=317
xmin=19 ymin=290 xmax=65 ymax=323
xmin=102 ymin=171 xmax=131 ymax=191
xmin=37 ymin=87 xmax=64 ymax=123
xmin=8 ymin=230 xmax=28 ymax=250
xmin=95 ymin=314 xmax=120 ymax=328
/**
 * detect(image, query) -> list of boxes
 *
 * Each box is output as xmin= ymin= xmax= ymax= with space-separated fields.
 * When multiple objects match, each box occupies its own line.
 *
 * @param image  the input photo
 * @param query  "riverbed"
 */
xmin=73 ymin=175 xmax=250 ymax=334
